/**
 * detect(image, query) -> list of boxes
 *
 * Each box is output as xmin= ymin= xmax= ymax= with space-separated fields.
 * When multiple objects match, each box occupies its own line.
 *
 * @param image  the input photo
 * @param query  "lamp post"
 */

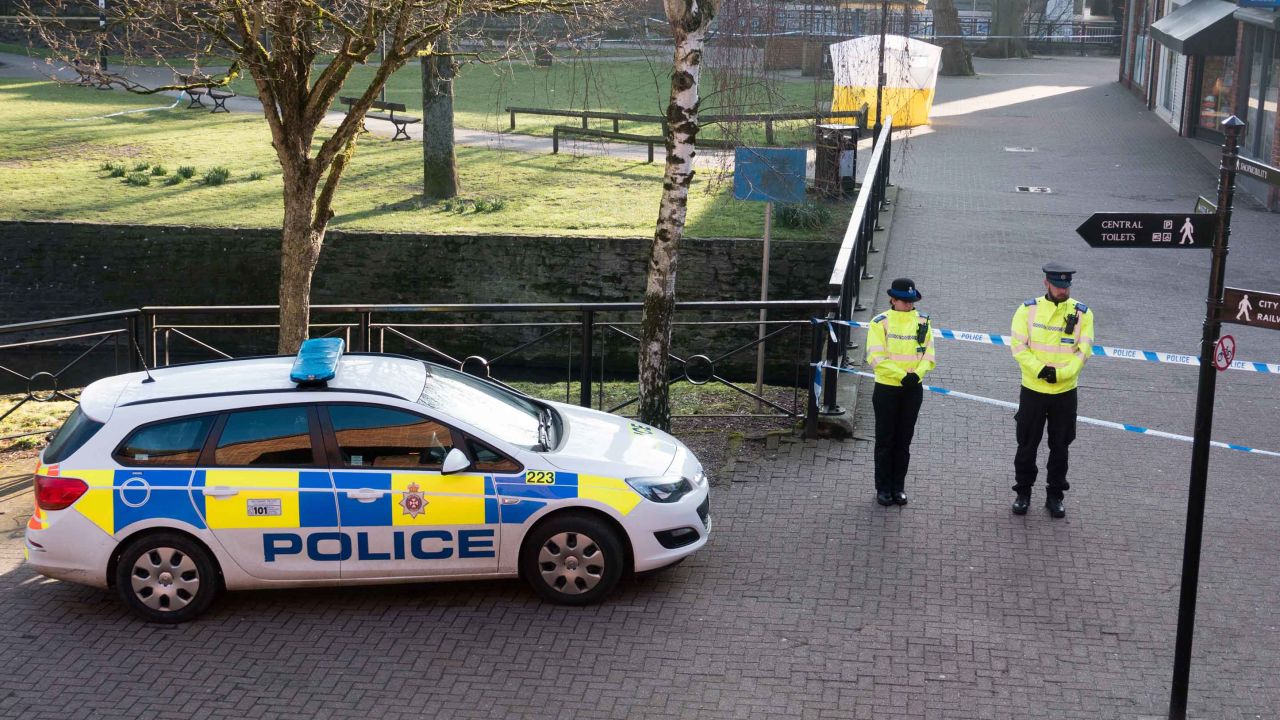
xmin=875 ymin=0 xmax=889 ymax=133
xmin=98 ymin=0 xmax=107 ymax=71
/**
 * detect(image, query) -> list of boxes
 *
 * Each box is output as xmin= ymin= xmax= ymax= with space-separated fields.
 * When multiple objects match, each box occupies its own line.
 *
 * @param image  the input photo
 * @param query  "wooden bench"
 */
xmin=552 ymin=125 xmax=663 ymax=163
xmin=340 ymin=97 xmax=420 ymax=141
xmin=178 ymin=73 xmax=234 ymax=113
xmin=72 ymin=59 xmax=113 ymax=90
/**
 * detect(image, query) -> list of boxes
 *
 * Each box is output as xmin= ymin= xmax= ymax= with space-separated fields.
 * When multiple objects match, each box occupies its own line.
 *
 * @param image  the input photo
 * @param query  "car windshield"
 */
xmin=417 ymin=363 xmax=544 ymax=449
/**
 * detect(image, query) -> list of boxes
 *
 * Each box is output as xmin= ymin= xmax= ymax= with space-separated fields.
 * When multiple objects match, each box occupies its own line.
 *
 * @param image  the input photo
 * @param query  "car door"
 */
xmin=321 ymin=403 xmax=500 ymax=580
xmin=193 ymin=404 xmax=342 ymax=582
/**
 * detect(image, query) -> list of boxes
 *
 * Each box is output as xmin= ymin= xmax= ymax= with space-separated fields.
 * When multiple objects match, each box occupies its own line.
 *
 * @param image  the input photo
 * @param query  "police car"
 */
xmin=25 ymin=339 xmax=710 ymax=622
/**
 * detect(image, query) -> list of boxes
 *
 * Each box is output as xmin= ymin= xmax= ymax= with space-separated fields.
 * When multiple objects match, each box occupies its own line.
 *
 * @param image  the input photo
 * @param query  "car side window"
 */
xmin=469 ymin=440 xmax=521 ymax=473
xmin=326 ymin=405 xmax=453 ymax=470
xmin=214 ymin=406 xmax=315 ymax=467
xmin=116 ymin=415 xmax=215 ymax=466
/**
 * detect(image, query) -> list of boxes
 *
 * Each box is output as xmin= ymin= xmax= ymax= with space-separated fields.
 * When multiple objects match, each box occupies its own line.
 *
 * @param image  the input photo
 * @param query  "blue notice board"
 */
xmin=734 ymin=147 xmax=807 ymax=203
xmin=1237 ymin=0 xmax=1278 ymax=8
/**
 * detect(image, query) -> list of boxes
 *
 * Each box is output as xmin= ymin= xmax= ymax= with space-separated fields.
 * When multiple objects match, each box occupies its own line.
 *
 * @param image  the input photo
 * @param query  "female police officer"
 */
xmin=866 ymin=278 xmax=936 ymax=506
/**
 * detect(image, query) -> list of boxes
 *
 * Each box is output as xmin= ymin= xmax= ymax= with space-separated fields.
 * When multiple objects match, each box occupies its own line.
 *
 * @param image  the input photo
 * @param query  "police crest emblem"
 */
xmin=399 ymin=482 xmax=428 ymax=518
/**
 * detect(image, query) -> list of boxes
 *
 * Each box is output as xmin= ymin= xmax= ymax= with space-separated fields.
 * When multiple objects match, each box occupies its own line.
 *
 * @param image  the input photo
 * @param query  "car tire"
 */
xmin=114 ymin=532 xmax=219 ymax=623
xmin=520 ymin=513 xmax=625 ymax=606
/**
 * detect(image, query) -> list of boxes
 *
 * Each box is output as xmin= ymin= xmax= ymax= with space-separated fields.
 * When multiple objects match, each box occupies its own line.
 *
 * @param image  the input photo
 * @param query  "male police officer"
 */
xmin=1010 ymin=263 xmax=1095 ymax=518
xmin=867 ymin=278 xmax=936 ymax=507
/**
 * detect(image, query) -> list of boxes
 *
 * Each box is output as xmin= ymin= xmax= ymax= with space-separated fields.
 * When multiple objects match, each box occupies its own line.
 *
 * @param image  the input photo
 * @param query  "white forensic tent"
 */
xmin=829 ymin=35 xmax=942 ymax=128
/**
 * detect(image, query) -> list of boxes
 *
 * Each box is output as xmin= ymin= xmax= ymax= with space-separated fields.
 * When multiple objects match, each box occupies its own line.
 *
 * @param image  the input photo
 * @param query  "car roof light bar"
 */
xmin=291 ymin=338 xmax=344 ymax=386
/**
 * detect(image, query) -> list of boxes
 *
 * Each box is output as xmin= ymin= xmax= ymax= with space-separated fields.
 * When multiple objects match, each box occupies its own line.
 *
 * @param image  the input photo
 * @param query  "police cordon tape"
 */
xmin=828 ymin=319 xmax=1280 ymax=375
xmin=813 ymin=363 xmax=1280 ymax=459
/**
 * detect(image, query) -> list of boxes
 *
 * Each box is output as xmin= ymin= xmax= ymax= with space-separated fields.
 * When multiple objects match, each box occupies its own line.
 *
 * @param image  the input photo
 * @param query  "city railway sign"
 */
xmin=1222 ymin=287 xmax=1280 ymax=332
xmin=1075 ymin=213 xmax=1216 ymax=248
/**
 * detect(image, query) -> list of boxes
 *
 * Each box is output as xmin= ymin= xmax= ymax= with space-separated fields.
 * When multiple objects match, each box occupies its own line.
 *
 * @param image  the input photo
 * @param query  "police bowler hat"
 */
xmin=887 ymin=278 xmax=922 ymax=301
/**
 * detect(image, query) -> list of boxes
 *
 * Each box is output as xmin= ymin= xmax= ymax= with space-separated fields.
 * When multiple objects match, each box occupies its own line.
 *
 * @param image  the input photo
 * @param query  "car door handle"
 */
xmin=346 ymin=488 xmax=383 ymax=503
xmin=203 ymin=486 xmax=239 ymax=498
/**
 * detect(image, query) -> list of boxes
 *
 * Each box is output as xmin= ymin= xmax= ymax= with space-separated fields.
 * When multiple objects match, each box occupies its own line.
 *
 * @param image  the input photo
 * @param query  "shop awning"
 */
xmin=1234 ymin=7 xmax=1279 ymax=30
xmin=1150 ymin=0 xmax=1239 ymax=55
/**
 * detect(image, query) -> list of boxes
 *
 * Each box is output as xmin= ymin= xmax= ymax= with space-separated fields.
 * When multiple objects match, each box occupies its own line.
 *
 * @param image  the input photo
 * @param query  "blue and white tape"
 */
xmin=829 ymin=319 xmax=1279 ymax=374
xmin=818 ymin=364 xmax=1280 ymax=459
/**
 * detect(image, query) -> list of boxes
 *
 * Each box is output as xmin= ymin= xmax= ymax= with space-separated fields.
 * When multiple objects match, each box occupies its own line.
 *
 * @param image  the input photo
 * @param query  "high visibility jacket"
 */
xmin=1011 ymin=296 xmax=1095 ymax=395
xmin=866 ymin=309 xmax=936 ymax=387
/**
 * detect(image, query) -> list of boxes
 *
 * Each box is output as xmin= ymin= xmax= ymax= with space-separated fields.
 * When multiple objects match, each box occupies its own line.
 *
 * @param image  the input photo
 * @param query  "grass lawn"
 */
xmin=227 ymin=55 xmax=834 ymax=146
xmin=0 ymin=78 xmax=848 ymax=239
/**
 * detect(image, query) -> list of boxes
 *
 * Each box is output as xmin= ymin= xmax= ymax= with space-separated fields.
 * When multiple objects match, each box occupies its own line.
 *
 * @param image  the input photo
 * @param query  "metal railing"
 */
xmin=821 ymin=115 xmax=895 ymax=414
xmin=0 ymin=299 xmax=840 ymax=441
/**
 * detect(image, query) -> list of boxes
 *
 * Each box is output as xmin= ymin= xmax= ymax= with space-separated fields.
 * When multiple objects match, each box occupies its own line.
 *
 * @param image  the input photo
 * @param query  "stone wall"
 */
xmin=0 ymin=220 xmax=838 ymax=379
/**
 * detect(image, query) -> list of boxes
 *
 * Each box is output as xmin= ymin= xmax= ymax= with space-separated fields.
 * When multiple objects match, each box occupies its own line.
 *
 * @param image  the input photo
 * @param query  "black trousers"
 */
xmin=872 ymin=382 xmax=923 ymax=494
xmin=1013 ymin=386 xmax=1077 ymax=499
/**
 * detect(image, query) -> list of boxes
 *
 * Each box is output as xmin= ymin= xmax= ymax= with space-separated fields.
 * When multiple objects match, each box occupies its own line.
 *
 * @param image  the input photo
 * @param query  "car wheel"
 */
xmin=521 ymin=513 xmax=624 ymax=606
xmin=114 ymin=532 xmax=219 ymax=623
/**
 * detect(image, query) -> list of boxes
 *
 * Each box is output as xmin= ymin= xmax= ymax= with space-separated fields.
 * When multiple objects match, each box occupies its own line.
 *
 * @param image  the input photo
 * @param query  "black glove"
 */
xmin=1037 ymin=366 xmax=1057 ymax=383
xmin=901 ymin=372 xmax=920 ymax=387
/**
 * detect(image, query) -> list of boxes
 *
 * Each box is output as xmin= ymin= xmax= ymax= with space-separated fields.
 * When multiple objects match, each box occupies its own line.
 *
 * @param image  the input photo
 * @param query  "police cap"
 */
xmin=1042 ymin=262 xmax=1076 ymax=288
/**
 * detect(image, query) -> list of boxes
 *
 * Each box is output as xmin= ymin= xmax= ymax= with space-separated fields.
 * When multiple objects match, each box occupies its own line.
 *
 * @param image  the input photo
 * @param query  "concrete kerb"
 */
xmin=815 ymin=183 xmax=901 ymax=439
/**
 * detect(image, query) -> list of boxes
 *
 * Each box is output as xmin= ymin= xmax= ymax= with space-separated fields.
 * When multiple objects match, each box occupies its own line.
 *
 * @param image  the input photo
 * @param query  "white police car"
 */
xmin=25 ymin=339 xmax=709 ymax=622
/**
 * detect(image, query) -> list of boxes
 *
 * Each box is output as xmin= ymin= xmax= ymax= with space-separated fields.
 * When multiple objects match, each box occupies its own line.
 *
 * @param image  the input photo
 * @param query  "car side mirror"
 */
xmin=441 ymin=447 xmax=471 ymax=475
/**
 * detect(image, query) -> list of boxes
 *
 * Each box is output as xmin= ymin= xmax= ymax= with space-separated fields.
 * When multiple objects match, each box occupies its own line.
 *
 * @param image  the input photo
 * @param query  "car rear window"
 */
xmin=327 ymin=405 xmax=453 ymax=469
xmin=43 ymin=407 xmax=104 ymax=464
xmin=117 ymin=415 xmax=215 ymax=466
xmin=214 ymin=406 xmax=316 ymax=467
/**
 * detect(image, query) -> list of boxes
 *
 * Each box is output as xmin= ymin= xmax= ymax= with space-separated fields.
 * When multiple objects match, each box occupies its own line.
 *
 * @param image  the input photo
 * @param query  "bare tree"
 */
xmin=24 ymin=1 xmax=598 ymax=353
xmin=977 ymin=0 xmax=1032 ymax=58
xmin=930 ymin=0 xmax=975 ymax=75
xmin=637 ymin=0 xmax=718 ymax=430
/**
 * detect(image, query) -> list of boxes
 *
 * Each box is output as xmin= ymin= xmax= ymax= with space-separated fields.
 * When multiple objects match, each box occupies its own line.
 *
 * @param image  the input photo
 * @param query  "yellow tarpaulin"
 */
xmin=829 ymin=35 xmax=942 ymax=128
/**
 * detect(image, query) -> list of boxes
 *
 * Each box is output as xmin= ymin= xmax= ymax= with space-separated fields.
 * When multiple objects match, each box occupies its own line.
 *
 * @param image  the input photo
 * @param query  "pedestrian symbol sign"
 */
xmin=1075 ymin=213 xmax=1215 ymax=248
xmin=1223 ymin=287 xmax=1280 ymax=331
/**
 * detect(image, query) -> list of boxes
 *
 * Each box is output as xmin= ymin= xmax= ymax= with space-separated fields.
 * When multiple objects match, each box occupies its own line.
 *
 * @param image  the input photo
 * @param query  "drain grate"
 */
xmin=1004 ymin=146 xmax=1037 ymax=152
xmin=1015 ymin=186 xmax=1052 ymax=193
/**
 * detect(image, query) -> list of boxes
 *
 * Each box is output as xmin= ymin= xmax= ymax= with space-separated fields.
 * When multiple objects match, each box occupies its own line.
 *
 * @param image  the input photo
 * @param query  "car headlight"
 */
xmin=691 ymin=469 xmax=707 ymax=488
xmin=625 ymin=475 xmax=693 ymax=503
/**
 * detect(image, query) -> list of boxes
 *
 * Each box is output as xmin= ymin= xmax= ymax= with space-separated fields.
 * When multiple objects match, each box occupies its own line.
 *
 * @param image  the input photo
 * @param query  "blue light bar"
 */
xmin=291 ymin=338 xmax=344 ymax=385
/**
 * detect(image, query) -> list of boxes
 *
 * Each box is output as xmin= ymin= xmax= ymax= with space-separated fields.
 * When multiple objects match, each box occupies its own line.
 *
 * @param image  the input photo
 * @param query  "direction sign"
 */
xmin=1194 ymin=196 xmax=1216 ymax=214
xmin=1213 ymin=335 xmax=1235 ymax=372
xmin=1222 ymin=287 xmax=1280 ymax=332
xmin=1076 ymin=213 xmax=1215 ymax=248
xmin=1236 ymin=156 xmax=1280 ymax=188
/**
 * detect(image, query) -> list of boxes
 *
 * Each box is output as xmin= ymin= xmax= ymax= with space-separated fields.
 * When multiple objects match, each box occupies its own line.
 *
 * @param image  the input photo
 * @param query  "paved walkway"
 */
xmin=1 ymin=55 xmax=1278 ymax=720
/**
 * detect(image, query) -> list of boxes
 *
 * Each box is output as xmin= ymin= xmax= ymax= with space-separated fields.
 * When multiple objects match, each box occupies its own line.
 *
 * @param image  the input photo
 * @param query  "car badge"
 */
xmin=399 ymin=482 xmax=428 ymax=518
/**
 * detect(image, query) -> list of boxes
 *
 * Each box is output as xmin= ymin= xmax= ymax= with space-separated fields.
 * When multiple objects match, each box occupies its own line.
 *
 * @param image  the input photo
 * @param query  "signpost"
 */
xmin=1194 ymin=196 xmax=1216 ymax=214
xmin=1223 ymin=287 xmax=1280 ymax=332
xmin=734 ymin=147 xmax=807 ymax=403
xmin=1075 ymin=213 xmax=1215 ymax=248
xmin=1236 ymin=156 xmax=1280 ymax=188
xmin=1077 ymin=117 xmax=1273 ymax=720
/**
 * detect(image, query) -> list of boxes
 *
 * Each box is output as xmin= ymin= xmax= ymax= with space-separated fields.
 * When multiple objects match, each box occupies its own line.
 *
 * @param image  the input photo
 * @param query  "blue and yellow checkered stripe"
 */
xmin=69 ymin=468 xmax=641 ymax=535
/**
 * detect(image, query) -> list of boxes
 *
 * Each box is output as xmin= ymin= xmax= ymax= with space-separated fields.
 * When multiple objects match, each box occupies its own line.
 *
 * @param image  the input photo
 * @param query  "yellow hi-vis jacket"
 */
xmin=1011 ymin=296 xmax=1096 ymax=395
xmin=866 ymin=309 xmax=936 ymax=386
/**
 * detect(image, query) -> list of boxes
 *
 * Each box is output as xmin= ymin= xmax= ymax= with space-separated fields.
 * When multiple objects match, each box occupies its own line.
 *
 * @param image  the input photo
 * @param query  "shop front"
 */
xmin=1150 ymin=0 xmax=1240 ymax=138
xmin=1234 ymin=4 xmax=1279 ymax=209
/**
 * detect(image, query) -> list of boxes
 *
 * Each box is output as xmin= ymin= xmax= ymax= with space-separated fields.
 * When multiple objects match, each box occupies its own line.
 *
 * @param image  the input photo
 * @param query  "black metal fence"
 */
xmin=0 ymin=300 xmax=838 ymax=441
xmin=820 ymin=115 xmax=895 ymax=414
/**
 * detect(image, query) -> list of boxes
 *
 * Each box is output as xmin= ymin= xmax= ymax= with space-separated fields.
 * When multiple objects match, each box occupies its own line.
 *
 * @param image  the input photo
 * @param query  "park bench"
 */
xmin=178 ymin=73 xmax=234 ymax=113
xmin=72 ymin=59 xmax=113 ymax=90
xmin=339 ymin=96 xmax=420 ymax=140
xmin=552 ymin=125 xmax=664 ymax=163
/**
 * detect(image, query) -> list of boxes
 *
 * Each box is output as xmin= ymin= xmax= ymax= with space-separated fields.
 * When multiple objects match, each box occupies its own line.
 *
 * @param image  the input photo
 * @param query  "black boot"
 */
xmin=894 ymin=492 xmax=909 ymax=506
xmin=1045 ymin=497 xmax=1066 ymax=519
xmin=876 ymin=490 xmax=894 ymax=506
xmin=1011 ymin=493 xmax=1030 ymax=515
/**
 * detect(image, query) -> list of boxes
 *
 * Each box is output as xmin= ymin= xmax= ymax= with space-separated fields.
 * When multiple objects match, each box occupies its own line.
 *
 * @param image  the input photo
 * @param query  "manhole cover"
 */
xmin=1004 ymin=146 xmax=1037 ymax=152
xmin=1015 ymin=186 xmax=1052 ymax=193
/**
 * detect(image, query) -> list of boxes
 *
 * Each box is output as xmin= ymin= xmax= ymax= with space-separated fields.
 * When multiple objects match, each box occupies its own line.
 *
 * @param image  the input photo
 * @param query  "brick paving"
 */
xmin=1 ymin=56 xmax=1278 ymax=719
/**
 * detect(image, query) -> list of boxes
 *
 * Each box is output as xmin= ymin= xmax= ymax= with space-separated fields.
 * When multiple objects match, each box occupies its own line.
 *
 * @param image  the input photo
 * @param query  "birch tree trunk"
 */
xmin=930 ymin=0 xmax=975 ymax=75
xmin=637 ymin=0 xmax=717 ymax=430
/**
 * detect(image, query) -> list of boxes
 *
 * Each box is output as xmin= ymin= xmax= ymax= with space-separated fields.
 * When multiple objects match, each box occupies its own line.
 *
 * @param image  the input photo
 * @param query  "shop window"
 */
xmin=1198 ymin=55 xmax=1235 ymax=133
